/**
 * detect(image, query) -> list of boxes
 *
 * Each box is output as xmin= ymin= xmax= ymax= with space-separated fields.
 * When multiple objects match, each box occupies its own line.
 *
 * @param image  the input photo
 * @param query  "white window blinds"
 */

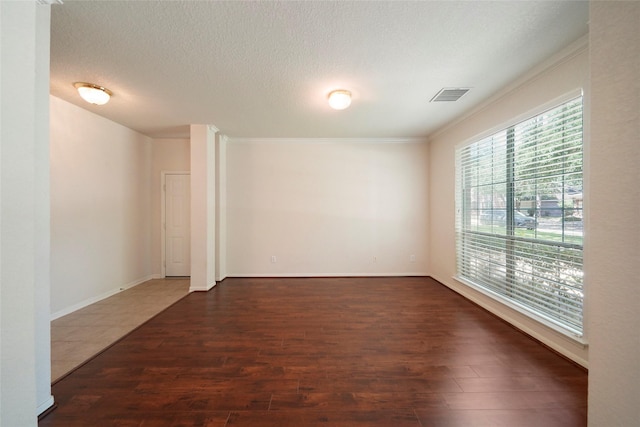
xmin=455 ymin=96 xmax=584 ymax=337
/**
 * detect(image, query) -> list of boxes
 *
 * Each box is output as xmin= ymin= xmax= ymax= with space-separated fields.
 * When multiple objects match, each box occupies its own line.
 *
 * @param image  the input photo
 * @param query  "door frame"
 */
xmin=161 ymin=171 xmax=190 ymax=278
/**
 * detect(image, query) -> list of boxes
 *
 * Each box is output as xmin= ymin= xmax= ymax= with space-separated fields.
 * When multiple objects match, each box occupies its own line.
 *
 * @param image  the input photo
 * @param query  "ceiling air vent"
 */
xmin=430 ymin=88 xmax=470 ymax=102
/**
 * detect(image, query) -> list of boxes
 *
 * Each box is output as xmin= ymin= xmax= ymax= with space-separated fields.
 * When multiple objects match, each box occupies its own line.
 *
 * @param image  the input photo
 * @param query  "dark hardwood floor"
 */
xmin=40 ymin=277 xmax=587 ymax=427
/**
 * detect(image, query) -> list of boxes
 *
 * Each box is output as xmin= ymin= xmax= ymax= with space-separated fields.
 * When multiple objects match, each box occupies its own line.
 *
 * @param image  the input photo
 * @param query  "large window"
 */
xmin=456 ymin=95 xmax=584 ymax=337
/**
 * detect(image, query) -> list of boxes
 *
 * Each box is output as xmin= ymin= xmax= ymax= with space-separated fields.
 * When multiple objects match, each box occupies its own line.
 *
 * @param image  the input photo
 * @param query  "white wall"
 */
xmin=587 ymin=2 xmax=640 ymax=425
xmin=150 ymin=138 xmax=190 ymax=275
xmin=50 ymin=96 xmax=153 ymax=317
xmin=1 ymin=2 xmax=53 ymax=424
xmin=226 ymin=139 xmax=429 ymax=277
xmin=428 ymin=40 xmax=589 ymax=365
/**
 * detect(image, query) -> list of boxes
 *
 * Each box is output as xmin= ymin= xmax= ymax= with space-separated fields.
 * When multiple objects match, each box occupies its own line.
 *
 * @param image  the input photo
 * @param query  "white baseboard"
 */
xmin=225 ymin=272 xmax=429 ymax=278
xmin=431 ymin=273 xmax=588 ymax=368
xmin=37 ymin=395 xmax=55 ymax=416
xmin=51 ymin=275 xmax=155 ymax=320
xmin=189 ymin=281 xmax=217 ymax=292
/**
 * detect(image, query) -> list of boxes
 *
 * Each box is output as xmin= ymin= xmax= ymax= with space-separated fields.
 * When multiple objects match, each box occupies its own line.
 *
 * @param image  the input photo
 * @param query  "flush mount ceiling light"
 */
xmin=327 ymin=89 xmax=352 ymax=110
xmin=73 ymin=82 xmax=112 ymax=105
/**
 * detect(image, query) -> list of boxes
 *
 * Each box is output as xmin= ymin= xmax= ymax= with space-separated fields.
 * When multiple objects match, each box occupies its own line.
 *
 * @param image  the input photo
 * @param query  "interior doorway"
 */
xmin=163 ymin=173 xmax=191 ymax=277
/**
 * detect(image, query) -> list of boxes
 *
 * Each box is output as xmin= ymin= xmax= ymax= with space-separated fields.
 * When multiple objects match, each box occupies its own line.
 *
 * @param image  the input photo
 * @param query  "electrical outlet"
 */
xmin=373 ymin=256 xmax=377 ymax=263
xmin=410 ymin=254 xmax=416 ymax=263
xmin=271 ymin=255 xmax=277 ymax=263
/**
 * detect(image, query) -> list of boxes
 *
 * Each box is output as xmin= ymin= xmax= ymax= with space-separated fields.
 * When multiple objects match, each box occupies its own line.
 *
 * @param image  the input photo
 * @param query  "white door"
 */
xmin=165 ymin=174 xmax=190 ymax=276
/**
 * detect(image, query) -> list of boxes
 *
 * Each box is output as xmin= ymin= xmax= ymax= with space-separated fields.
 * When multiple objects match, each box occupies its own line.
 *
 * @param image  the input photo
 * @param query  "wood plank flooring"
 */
xmin=39 ymin=277 xmax=587 ymax=427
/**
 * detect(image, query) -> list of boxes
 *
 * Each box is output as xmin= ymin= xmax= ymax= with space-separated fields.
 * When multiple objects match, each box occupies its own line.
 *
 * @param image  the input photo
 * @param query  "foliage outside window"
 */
xmin=455 ymin=95 xmax=584 ymax=337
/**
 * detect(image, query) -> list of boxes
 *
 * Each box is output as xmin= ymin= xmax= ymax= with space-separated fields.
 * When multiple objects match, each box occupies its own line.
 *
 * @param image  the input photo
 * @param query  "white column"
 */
xmin=588 ymin=2 xmax=640 ymax=426
xmin=189 ymin=125 xmax=217 ymax=291
xmin=0 ymin=1 xmax=54 ymax=425
xmin=34 ymin=2 xmax=54 ymax=417
xmin=215 ymin=134 xmax=228 ymax=281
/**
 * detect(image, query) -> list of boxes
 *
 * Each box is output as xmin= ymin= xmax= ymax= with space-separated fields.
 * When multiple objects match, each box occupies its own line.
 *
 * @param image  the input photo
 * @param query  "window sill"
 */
xmin=453 ymin=275 xmax=588 ymax=348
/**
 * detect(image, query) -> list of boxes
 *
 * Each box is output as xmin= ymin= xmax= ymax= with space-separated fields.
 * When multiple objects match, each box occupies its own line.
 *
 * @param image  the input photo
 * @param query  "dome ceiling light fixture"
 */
xmin=327 ymin=89 xmax=352 ymax=110
xmin=73 ymin=82 xmax=113 ymax=105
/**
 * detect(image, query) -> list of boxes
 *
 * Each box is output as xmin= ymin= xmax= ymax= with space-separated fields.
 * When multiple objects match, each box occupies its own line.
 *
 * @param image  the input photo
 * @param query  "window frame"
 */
xmin=454 ymin=89 xmax=586 ymax=342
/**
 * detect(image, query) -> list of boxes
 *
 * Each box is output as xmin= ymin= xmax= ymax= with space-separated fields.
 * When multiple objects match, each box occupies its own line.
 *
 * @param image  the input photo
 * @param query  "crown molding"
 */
xmin=228 ymin=137 xmax=427 ymax=145
xmin=429 ymin=34 xmax=588 ymax=141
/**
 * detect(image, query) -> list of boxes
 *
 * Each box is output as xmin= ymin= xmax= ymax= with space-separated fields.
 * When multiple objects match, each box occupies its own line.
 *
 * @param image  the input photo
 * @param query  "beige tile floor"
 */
xmin=51 ymin=278 xmax=190 ymax=382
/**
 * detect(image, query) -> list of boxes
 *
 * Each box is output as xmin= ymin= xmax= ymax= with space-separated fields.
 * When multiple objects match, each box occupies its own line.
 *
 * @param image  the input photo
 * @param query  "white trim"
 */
xmin=50 ymin=275 xmax=155 ymax=320
xmin=455 ymin=88 xmax=584 ymax=151
xmin=189 ymin=281 xmax=218 ymax=292
xmin=433 ymin=274 xmax=588 ymax=368
xmin=453 ymin=94 xmax=586 ymax=347
xmin=578 ymin=79 xmax=591 ymax=346
xmin=454 ymin=275 xmax=587 ymax=344
xmin=160 ymin=171 xmax=190 ymax=278
xmin=228 ymin=137 xmax=427 ymax=145
xmin=226 ymin=273 xmax=429 ymax=278
xmin=431 ymin=34 xmax=588 ymax=141
xmin=37 ymin=396 xmax=55 ymax=416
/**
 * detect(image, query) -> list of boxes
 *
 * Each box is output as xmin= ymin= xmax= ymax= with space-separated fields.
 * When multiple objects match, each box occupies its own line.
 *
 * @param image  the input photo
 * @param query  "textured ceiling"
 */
xmin=49 ymin=1 xmax=589 ymax=139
